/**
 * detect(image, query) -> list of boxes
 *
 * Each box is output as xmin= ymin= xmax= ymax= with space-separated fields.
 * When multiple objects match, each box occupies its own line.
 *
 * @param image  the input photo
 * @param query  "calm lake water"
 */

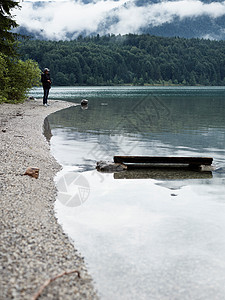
xmin=33 ymin=86 xmax=225 ymax=299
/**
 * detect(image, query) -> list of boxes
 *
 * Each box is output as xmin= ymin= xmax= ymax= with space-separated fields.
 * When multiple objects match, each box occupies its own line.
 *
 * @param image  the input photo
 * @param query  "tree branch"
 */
xmin=32 ymin=269 xmax=81 ymax=300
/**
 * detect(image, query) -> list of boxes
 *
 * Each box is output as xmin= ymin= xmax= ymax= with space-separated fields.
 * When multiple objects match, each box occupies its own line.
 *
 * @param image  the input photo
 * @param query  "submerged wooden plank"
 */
xmin=114 ymin=168 xmax=213 ymax=180
xmin=114 ymin=156 xmax=213 ymax=165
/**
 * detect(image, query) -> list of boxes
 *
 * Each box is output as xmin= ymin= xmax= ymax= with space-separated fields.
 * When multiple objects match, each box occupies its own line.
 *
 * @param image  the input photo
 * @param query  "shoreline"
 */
xmin=0 ymin=99 xmax=98 ymax=299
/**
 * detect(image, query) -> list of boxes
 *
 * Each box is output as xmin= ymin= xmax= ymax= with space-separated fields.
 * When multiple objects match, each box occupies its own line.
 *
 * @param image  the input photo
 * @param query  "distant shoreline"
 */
xmin=32 ymin=84 xmax=225 ymax=88
xmin=47 ymin=83 xmax=206 ymax=87
xmin=0 ymin=99 xmax=98 ymax=299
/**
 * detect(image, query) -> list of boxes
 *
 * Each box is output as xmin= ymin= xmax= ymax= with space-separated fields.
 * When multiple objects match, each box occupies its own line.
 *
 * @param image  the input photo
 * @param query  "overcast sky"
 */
xmin=13 ymin=0 xmax=225 ymax=40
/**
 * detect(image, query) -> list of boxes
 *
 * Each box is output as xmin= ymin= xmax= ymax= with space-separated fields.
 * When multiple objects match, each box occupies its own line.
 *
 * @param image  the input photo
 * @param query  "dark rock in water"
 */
xmin=96 ymin=161 xmax=127 ymax=172
xmin=199 ymin=164 xmax=215 ymax=172
xmin=81 ymin=99 xmax=88 ymax=106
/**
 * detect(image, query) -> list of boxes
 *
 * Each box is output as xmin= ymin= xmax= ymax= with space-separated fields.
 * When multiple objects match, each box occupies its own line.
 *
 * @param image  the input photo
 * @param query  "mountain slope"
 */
xmin=14 ymin=0 xmax=225 ymax=40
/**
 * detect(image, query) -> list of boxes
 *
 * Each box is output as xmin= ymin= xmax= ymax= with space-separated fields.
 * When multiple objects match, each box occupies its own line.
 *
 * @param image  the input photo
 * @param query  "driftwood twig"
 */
xmin=32 ymin=269 xmax=81 ymax=300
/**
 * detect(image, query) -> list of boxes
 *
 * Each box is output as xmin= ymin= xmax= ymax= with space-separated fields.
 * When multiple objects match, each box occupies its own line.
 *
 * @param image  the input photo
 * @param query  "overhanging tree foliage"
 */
xmin=0 ymin=52 xmax=41 ymax=103
xmin=0 ymin=0 xmax=41 ymax=103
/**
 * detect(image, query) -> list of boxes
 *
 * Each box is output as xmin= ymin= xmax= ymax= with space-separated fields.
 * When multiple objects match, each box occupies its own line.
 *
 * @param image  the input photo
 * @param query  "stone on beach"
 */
xmin=24 ymin=167 xmax=39 ymax=179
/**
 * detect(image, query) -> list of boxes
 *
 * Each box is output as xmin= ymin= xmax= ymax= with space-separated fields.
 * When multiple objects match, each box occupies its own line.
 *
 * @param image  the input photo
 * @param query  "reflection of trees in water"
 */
xmin=48 ymin=96 xmax=225 ymax=151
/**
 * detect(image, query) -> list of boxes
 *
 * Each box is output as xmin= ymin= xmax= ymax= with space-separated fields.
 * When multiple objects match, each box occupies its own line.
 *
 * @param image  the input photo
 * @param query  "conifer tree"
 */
xmin=0 ymin=0 xmax=20 ymax=56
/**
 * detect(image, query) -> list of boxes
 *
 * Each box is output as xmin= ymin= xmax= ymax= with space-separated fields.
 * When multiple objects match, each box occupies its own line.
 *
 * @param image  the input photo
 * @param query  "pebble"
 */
xmin=0 ymin=99 xmax=98 ymax=299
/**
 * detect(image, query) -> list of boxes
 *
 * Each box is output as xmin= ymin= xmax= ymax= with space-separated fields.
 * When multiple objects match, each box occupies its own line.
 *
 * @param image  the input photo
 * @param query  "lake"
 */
xmin=33 ymin=86 xmax=225 ymax=300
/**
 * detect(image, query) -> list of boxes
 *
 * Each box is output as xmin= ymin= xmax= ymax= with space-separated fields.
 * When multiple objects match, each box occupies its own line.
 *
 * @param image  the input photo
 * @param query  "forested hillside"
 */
xmin=18 ymin=34 xmax=225 ymax=86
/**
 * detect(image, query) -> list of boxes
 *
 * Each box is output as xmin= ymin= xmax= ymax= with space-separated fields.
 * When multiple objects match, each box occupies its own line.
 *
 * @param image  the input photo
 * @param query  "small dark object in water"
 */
xmin=96 ymin=161 xmax=127 ymax=172
xmin=81 ymin=99 xmax=88 ymax=106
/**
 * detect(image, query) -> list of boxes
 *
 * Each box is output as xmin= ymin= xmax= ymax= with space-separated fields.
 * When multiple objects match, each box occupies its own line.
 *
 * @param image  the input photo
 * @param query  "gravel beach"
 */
xmin=0 ymin=99 xmax=98 ymax=300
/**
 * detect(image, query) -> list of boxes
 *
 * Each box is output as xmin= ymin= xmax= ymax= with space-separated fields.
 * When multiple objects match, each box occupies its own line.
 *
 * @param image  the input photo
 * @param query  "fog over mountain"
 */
xmin=14 ymin=0 xmax=225 ymax=40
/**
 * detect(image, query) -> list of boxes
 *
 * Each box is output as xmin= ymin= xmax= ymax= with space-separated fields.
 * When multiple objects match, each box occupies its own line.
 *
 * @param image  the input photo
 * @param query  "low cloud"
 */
xmin=13 ymin=0 xmax=225 ymax=40
xmin=109 ymin=0 xmax=225 ymax=35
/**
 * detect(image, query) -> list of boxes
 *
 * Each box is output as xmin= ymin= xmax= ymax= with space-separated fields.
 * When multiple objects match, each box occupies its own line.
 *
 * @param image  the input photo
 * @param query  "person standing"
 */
xmin=41 ymin=68 xmax=52 ymax=106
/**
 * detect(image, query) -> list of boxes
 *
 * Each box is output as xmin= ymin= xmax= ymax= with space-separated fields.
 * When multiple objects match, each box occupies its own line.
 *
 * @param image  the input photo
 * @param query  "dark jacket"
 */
xmin=41 ymin=72 xmax=51 ymax=89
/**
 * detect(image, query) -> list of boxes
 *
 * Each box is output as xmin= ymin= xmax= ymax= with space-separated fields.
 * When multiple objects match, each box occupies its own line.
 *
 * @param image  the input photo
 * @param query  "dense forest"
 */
xmin=18 ymin=34 xmax=225 ymax=86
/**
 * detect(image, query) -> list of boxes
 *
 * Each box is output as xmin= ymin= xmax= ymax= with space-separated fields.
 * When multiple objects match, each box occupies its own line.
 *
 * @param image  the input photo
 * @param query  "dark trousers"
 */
xmin=43 ymin=88 xmax=50 ymax=104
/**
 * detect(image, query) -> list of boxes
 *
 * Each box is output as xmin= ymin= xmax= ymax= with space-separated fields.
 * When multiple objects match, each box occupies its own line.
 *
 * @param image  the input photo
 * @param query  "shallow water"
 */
xmin=35 ymin=86 xmax=225 ymax=299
